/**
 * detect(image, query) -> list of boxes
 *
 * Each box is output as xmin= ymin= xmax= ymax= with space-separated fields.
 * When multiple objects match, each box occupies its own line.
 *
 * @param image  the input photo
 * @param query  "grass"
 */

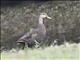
xmin=1 ymin=43 xmax=80 ymax=60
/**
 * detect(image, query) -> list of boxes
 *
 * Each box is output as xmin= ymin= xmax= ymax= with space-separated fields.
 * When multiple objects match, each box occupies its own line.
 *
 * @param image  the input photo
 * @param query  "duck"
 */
xmin=16 ymin=13 xmax=52 ymax=50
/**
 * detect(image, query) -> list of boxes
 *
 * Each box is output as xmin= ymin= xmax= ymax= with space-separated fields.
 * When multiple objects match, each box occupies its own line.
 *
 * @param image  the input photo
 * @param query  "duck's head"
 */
xmin=40 ymin=13 xmax=52 ymax=19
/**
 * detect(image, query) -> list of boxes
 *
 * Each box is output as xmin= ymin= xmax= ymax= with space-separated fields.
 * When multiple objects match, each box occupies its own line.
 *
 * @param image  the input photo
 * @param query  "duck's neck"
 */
xmin=39 ymin=17 xmax=44 ymax=24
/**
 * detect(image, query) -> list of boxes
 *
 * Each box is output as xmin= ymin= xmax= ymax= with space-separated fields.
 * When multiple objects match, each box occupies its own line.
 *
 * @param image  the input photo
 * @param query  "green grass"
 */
xmin=1 ymin=43 xmax=80 ymax=60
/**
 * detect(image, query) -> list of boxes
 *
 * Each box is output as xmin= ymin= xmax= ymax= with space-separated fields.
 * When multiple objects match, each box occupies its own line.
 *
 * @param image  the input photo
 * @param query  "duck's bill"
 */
xmin=47 ymin=16 xmax=52 ymax=19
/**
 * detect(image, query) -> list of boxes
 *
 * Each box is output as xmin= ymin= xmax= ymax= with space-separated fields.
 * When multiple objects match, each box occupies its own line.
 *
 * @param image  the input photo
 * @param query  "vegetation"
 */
xmin=1 ymin=1 xmax=80 ymax=50
xmin=1 ymin=43 xmax=80 ymax=60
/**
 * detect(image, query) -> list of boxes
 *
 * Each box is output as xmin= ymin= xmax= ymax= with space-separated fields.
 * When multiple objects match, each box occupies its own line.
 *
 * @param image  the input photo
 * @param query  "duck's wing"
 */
xmin=16 ymin=28 xmax=38 ymax=43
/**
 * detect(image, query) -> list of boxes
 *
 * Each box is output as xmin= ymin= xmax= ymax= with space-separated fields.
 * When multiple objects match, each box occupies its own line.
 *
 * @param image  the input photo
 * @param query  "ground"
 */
xmin=1 ymin=43 xmax=80 ymax=60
